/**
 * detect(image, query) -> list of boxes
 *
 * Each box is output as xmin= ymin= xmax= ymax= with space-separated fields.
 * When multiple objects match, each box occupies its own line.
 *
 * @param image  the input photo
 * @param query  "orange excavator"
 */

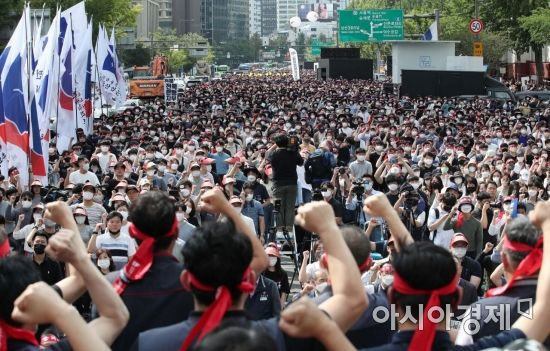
xmin=128 ymin=55 xmax=168 ymax=98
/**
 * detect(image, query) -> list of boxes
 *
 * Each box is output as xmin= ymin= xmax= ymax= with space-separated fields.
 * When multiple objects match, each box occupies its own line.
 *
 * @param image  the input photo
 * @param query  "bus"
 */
xmin=214 ymin=65 xmax=230 ymax=78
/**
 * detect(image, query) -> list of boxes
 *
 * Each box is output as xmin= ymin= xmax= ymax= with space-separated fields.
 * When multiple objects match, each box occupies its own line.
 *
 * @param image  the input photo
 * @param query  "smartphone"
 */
xmin=511 ymin=198 xmax=518 ymax=219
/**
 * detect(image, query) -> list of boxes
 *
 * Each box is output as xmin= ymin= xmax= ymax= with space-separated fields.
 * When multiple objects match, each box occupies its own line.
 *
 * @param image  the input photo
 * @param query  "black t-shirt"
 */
xmin=461 ymin=256 xmax=482 ymax=282
xmin=327 ymin=197 xmax=344 ymax=220
xmin=263 ymin=268 xmax=291 ymax=295
xmin=267 ymin=148 xmax=303 ymax=186
xmin=252 ymin=182 xmax=270 ymax=204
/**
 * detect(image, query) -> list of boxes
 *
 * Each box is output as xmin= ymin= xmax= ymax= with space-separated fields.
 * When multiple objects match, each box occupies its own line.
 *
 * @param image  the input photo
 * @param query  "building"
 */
xmin=250 ymin=0 xmax=262 ymax=36
xmin=158 ymin=0 xmax=172 ymax=29
xmin=277 ymin=0 xmax=299 ymax=32
xmin=200 ymin=0 xmax=249 ymax=43
xmin=172 ymin=0 xmax=202 ymax=35
xmin=133 ymin=0 xmax=160 ymax=40
xmin=261 ymin=0 xmax=277 ymax=37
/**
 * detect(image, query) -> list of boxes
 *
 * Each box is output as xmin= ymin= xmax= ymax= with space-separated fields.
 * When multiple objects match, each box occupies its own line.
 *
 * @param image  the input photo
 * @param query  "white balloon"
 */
xmin=306 ymin=11 xmax=319 ymax=22
xmin=289 ymin=16 xmax=302 ymax=28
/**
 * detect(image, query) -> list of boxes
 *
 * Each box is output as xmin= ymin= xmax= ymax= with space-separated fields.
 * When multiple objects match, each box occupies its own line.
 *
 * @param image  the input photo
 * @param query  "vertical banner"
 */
xmin=289 ymin=48 xmax=300 ymax=81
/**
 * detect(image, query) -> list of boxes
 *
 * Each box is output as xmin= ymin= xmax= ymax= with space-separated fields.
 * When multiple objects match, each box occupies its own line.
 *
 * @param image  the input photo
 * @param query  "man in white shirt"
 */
xmin=427 ymin=192 xmax=457 ymax=249
xmin=229 ymin=196 xmax=255 ymax=235
xmin=96 ymin=140 xmax=117 ymax=174
xmin=68 ymin=156 xmax=100 ymax=186
xmin=90 ymin=211 xmax=136 ymax=270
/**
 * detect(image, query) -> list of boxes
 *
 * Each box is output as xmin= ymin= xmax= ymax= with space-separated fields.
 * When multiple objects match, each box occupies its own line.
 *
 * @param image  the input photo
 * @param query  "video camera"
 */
xmin=400 ymin=183 xmax=420 ymax=210
xmin=352 ymin=181 xmax=365 ymax=197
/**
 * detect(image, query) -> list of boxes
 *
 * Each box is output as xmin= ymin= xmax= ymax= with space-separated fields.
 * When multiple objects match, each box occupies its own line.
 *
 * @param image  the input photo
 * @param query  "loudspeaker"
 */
xmin=320 ymin=47 xmax=360 ymax=59
xmin=317 ymin=59 xmax=373 ymax=81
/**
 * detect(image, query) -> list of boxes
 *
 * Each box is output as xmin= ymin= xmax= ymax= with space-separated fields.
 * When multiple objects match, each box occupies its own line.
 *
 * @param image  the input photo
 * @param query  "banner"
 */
xmin=289 ymin=48 xmax=300 ymax=81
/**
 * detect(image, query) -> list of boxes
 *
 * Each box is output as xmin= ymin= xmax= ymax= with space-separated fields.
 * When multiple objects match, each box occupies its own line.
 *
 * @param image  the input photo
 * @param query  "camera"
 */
xmin=401 ymin=184 xmax=420 ymax=210
xmin=352 ymin=181 xmax=364 ymax=196
xmin=273 ymin=199 xmax=282 ymax=212
xmin=288 ymin=135 xmax=300 ymax=152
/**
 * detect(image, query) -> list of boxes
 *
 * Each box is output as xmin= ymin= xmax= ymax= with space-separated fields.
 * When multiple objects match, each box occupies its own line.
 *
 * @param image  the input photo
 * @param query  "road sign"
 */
xmin=469 ymin=19 xmax=484 ymax=34
xmin=473 ymin=41 xmax=483 ymax=57
xmin=338 ymin=9 xmax=404 ymax=43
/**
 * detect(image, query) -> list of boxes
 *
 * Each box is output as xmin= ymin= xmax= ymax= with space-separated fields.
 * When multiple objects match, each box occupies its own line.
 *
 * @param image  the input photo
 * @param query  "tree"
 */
xmin=119 ymin=43 xmax=151 ymax=67
xmin=519 ymin=7 xmax=550 ymax=83
xmin=296 ymin=32 xmax=306 ymax=60
xmin=29 ymin=0 xmax=141 ymax=40
xmin=0 ymin=0 xmax=24 ymax=48
xmin=480 ymin=0 xmax=549 ymax=83
xmin=250 ymin=33 xmax=262 ymax=62
xmin=166 ymin=49 xmax=193 ymax=73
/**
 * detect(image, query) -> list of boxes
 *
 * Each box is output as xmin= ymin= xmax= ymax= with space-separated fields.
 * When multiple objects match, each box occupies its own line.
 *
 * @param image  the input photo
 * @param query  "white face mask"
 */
xmin=216 ymin=146 xmax=223 ymax=153
xmin=171 ymin=163 xmax=179 ymax=171
xmin=176 ymin=212 xmax=186 ymax=222
xmin=192 ymin=170 xmax=200 ymax=177
xmin=97 ymin=258 xmax=110 ymax=269
xmin=388 ymin=183 xmax=398 ymax=191
xmin=357 ymin=155 xmax=366 ymax=161
xmin=180 ymin=188 xmax=190 ymax=197
xmin=454 ymin=178 xmax=463 ymax=185
xmin=119 ymin=211 xmax=128 ymax=221
xmin=247 ymin=175 xmax=256 ymax=182
xmin=315 ymin=282 xmax=328 ymax=294
xmin=75 ymin=216 xmax=86 ymax=225
xmin=460 ymin=205 xmax=473 ymax=213
xmin=381 ymin=274 xmax=394 ymax=287
xmin=158 ymin=166 xmax=166 ymax=173
xmin=528 ymin=189 xmax=538 ymax=198
xmin=82 ymin=191 xmax=94 ymax=201
xmin=410 ymin=182 xmax=420 ymax=190
xmin=321 ymin=190 xmax=332 ymax=198
xmin=424 ymin=159 xmax=433 ymax=166
xmin=452 ymin=247 xmax=467 ymax=259
xmin=33 ymin=213 xmax=42 ymax=222
xmin=441 ymin=167 xmax=449 ymax=174
xmin=22 ymin=200 xmax=32 ymax=209
xmin=268 ymin=256 xmax=278 ymax=267
xmin=82 ymin=163 xmax=90 ymax=171
xmin=147 ymin=170 xmax=155 ymax=177
xmin=246 ymin=194 xmax=254 ymax=202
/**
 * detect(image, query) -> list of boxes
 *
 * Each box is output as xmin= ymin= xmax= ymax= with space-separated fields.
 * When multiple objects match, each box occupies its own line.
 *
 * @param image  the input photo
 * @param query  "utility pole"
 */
xmin=434 ymin=9 xmax=440 ymax=39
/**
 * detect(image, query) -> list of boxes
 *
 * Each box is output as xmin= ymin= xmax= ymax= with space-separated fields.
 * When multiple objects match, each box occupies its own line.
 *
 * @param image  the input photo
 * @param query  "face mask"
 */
xmin=82 ymin=191 xmax=94 ymax=201
xmin=388 ymin=183 xmax=398 ymax=191
xmin=454 ymin=178 xmax=463 ymax=185
xmin=451 ymin=247 xmax=467 ymax=259
xmin=315 ymin=282 xmax=328 ymax=294
xmin=33 ymin=243 xmax=46 ymax=255
xmin=481 ymin=171 xmax=490 ymax=179
xmin=21 ymin=200 xmax=32 ymax=209
xmin=216 ymin=146 xmax=223 ymax=153
xmin=180 ymin=188 xmax=190 ymax=197
xmin=82 ymin=163 xmax=90 ymax=172
xmin=492 ymin=177 xmax=500 ymax=183
xmin=528 ymin=189 xmax=538 ymax=197
xmin=375 ymin=145 xmax=383 ymax=152
xmin=424 ymin=159 xmax=433 ymax=166
xmin=170 ymin=164 xmax=179 ymax=171
xmin=364 ymin=181 xmax=373 ymax=191
xmin=119 ymin=211 xmax=128 ymax=221
xmin=247 ymin=175 xmax=257 ymax=182
xmin=75 ymin=216 xmax=86 ymax=224
xmin=321 ymin=190 xmax=332 ymax=198
xmin=147 ymin=170 xmax=155 ymax=177
xmin=381 ymin=275 xmax=394 ymax=287
xmin=33 ymin=213 xmax=42 ymax=222
xmin=129 ymin=155 xmax=137 ymax=162
xmin=390 ymin=167 xmax=400 ymax=175
xmin=158 ymin=166 xmax=166 ymax=173
xmin=410 ymin=182 xmax=420 ymax=190
xmin=460 ymin=205 xmax=473 ymax=213
xmin=246 ymin=194 xmax=254 ymax=202
xmin=468 ymin=167 xmax=476 ymax=173
xmin=268 ymin=257 xmax=278 ymax=267
xmin=97 ymin=258 xmax=110 ymax=270
xmin=441 ymin=167 xmax=449 ymax=174
xmin=357 ymin=155 xmax=366 ymax=161
xmin=192 ymin=170 xmax=200 ymax=177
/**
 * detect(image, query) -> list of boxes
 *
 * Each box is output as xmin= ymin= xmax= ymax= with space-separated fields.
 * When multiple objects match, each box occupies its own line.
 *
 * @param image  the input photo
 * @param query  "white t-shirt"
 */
xmin=97 ymin=152 xmax=117 ymax=173
xmin=68 ymin=171 xmax=100 ymax=186
xmin=428 ymin=206 xmax=454 ymax=249
xmin=95 ymin=232 xmax=136 ymax=270
xmin=240 ymin=214 xmax=256 ymax=236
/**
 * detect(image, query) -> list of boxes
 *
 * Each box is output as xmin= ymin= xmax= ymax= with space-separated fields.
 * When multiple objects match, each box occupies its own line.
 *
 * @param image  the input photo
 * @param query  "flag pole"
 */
xmin=69 ymin=13 xmax=78 ymax=139
xmin=23 ymin=4 xmax=33 ymax=185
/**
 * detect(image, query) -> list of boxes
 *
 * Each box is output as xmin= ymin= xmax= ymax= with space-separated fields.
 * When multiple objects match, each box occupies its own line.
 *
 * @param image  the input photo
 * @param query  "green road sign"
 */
xmin=338 ymin=9 xmax=404 ymax=43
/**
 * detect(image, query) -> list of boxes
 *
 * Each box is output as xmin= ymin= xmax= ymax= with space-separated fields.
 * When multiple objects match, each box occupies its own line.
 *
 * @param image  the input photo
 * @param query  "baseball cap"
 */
xmin=229 ymin=196 xmax=242 ymax=205
xmin=450 ymin=233 xmax=469 ymax=247
xmin=265 ymin=245 xmax=280 ymax=258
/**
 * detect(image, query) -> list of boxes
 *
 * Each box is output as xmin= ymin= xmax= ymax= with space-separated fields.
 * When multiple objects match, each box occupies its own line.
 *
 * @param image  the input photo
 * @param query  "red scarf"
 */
xmin=113 ymin=218 xmax=179 ymax=295
xmin=0 ymin=320 xmax=38 ymax=351
xmin=0 ymin=239 xmax=9 ymax=258
xmin=180 ymin=267 xmax=255 ymax=351
xmin=486 ymin=235 xmax=543 ymax=297
xmin=393 ymin=272 xmax=459 ymax=351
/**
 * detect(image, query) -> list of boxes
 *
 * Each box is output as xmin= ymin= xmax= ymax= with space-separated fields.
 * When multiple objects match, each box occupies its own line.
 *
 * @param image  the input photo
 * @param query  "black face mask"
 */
xmin=34 ymin=243 xmax=45 ymax=255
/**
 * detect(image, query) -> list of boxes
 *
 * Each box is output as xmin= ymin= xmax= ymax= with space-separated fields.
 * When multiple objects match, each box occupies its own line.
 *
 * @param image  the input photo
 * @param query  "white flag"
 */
xmin=289 ymin=48 xmax=300 ymax=81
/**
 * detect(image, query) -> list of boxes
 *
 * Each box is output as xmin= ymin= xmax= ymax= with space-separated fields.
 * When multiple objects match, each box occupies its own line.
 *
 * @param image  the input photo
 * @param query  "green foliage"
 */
xmin=119 ymin=43 xmax=151 ymax=67
xmin=166 ymin=49 xmax=193 ymax=73
xmin=519 ymin=7 xmax=550 ymax=45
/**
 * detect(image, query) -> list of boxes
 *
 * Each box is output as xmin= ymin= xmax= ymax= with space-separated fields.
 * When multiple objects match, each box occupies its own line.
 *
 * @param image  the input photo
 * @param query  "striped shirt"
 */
xmin=95 ymin=233 xmax=136 ymax=270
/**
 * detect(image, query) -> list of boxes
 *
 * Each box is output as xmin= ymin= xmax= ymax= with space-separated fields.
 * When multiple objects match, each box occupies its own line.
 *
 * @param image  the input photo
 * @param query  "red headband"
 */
xmin=0 ymin=320 xmax=38 ymax=351
xmin=180 ymin=267 xmax=255 ymax=351
xmin=113 ymin=218 xmax=179 ymax=295
xmin=393 ymin=272 xmax=459 ymax=351
xmin=322 ymin=253 xmax=372 ymax=273
xmin=0 ymin=239 xmax=10 ymax=258
xmin=486 ymin=235 xmax=543 ymax=297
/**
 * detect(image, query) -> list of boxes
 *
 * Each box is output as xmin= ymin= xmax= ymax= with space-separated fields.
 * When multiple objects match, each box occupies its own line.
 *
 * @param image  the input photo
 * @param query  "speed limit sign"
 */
xmin=469 ymin=19 xmax=484 ymax=34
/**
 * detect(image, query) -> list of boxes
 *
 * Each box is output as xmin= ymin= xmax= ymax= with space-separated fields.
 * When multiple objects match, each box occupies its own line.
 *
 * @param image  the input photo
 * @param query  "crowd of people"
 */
xmin=1 ymin=72 xmax=550 ymax=351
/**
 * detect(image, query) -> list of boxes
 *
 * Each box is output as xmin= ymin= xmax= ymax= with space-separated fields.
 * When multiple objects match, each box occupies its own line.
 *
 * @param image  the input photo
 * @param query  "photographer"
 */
xmin=345 ymin=175 xmax=384 ymax=240
xmin=393 ymin=183 xmax=427 ymax=242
